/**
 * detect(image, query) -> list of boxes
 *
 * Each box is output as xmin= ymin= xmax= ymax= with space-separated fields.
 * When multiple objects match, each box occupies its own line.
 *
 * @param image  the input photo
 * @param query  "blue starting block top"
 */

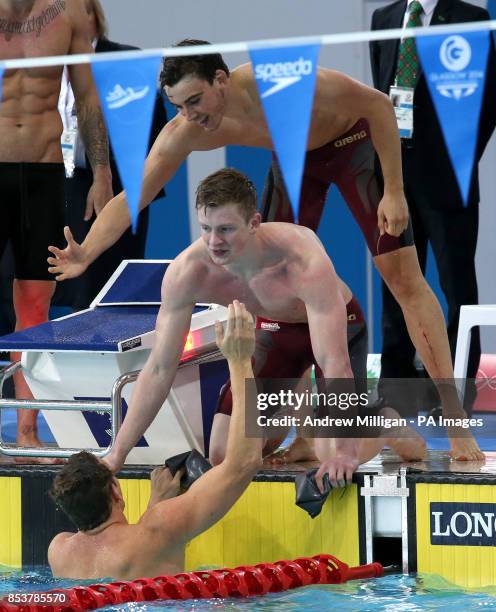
xmin=95 ymin=261 xmax=168 ymax=306
xmin=0 ymin=261 xmax=207 ymax=353
xmin=0 ymin=306 xmax=159 ymax=352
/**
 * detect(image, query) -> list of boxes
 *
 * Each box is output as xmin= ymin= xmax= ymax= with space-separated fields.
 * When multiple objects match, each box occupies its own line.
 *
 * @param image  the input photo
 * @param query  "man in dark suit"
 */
xmin=55 ymin=0 xmax=168 ymax=309
xmin=370 ymin=0 xmax=496 ymax=415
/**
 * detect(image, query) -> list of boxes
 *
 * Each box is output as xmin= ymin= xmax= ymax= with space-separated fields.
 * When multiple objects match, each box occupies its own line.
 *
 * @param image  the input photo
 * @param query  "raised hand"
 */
xmin=47 ymin=226 xmax=90 ymax=281
xmin=148 ymin=466 xmax=183 ymax=506
xmin=215 ymin=300 xmax=255 ymax=363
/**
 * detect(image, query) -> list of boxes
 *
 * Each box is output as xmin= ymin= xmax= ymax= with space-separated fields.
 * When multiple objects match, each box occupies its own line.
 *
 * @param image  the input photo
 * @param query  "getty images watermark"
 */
xmin=244 ymin=378 xmax=493 ymax=439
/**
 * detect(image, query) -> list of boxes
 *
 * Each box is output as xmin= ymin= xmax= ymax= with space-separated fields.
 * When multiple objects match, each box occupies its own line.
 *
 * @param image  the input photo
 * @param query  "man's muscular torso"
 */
xmin=0 ymin=0 xmax=81 ymax=162
xmin=173 ymin=223 xmax=345 ymax=324
xmin=192 ymin=251 xmax=309 ymax=323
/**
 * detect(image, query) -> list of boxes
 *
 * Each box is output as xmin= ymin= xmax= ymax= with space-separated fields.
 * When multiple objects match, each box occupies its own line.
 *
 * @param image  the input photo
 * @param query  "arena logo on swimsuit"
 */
xmin=260 ymin=322 xmax=280 ymax=331
xmin=334 ymin=130 xmax=367 ymax=148
xmin=430 ymin=502 xmax=496 ymax=546
xmin=254 ymin=57 xmax=313 ymax=97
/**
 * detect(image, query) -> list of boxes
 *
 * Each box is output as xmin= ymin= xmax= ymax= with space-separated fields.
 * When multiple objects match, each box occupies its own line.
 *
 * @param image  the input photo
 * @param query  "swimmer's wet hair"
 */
xmin=160 ymin=39 xmax=230 ymax=89
xmin=49 ymin=451 xmax=114 ymax=532
xmin=196 ymin=168 xmax=258 ymax=222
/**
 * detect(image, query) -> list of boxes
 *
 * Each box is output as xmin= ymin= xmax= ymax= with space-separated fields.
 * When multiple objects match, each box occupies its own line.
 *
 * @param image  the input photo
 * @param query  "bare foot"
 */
xmin=387 ymin=435 xmax=427 ymax=462
xmin=264 ymin=437 xmax=318 ymax=465
xmin=448 ymin=429 xmax=485 ymax=462
xmin=15 ymin=434 xmax=65 ymax=465
xmin=380 ymin=407 xmax=428 ymax=462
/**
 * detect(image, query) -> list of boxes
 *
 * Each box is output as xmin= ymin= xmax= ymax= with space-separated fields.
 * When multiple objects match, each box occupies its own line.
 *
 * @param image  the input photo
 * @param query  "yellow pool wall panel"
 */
xmin=416 ymin=482 xmax=496 ymax=589
xmin=0 ymin=476 xmax=22 ymax=569
xmin=184 ymin=481 xmax=360 ymax=570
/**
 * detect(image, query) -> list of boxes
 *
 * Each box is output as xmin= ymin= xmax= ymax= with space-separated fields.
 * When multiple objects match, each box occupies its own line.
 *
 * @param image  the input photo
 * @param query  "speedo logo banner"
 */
xmin=431 ymin=502 xmax=496 ymax=546
xmin=249 ymin=43 xmax=321 ymax=222
xmin=92 ymin=54 xmax=162 ymax=230
xmin=417 ymin=31 xmax=489 ymax=205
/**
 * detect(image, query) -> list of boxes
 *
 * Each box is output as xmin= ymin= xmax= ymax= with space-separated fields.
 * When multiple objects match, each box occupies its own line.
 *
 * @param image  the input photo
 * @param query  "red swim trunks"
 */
xmin=216 ymin=296 xmax=367 ymax=416
xmin=261 ymin=119 xmax=413 ymax=256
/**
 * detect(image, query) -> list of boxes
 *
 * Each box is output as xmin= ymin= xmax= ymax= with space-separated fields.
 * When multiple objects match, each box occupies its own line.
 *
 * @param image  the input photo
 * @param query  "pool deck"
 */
xmin=1 ymin=449 xmax=495 ymax=477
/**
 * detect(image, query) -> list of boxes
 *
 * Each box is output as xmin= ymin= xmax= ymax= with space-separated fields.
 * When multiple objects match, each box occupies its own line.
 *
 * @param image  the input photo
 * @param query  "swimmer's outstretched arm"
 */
xmin=141 ymin=301 xmax=262 ymax=543
xmin=103 ymin=259 xmax=197 ymax=473
xmin=47 ymin=118 xmax=193 ymax=281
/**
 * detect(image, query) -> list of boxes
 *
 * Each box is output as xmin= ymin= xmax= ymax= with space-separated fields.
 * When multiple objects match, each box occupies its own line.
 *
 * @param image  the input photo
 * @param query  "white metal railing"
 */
xmin=1 ymin=19 xmax=495 ymax=69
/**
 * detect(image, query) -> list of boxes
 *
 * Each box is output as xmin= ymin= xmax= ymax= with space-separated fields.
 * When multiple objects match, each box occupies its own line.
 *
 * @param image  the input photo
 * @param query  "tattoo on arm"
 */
xmin=76 ymin=103 xmax=110 ymax=168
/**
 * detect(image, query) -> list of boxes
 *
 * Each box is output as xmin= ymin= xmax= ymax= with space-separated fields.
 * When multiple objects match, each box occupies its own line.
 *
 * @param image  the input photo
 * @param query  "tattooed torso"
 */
xmin=0 ymin=0 xmax=75 ymax=162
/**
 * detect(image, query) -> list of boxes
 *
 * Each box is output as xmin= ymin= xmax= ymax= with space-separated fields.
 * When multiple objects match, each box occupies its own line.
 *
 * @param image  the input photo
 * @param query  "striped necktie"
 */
xmin=395 ymin=1 xmax=424 ymax=88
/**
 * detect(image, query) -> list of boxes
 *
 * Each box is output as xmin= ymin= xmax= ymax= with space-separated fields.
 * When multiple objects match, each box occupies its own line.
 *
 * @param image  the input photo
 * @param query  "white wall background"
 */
xmin=101 ymin=0 xmax=496 ymax=350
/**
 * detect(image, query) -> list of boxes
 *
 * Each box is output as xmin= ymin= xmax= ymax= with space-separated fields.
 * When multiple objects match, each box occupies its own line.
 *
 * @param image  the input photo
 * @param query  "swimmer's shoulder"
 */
xmin=154 ymin=114 xmax=202 ymax=155
xmin=315 ymin=66 xmax=365 ymax=102
xmin=287 ymin=224 xmax=330 ymax=269
xmin=167 ymin=239 xmax=209 ymax=278
xmin=262 ymin=223 xmax=326 ymax=272
xmin=161 ymin=241 xmax=211 ymax=302
xmin=49 ymin=531 xmax=74 ymax=548
xmin=47 ymin=531 xmax=76 ymax=572
xmin=263 ymin=222 xmax=319 ymax=249
xmin=232 ymin=63 xmax=254 ymax=81
xmin=155 ymin=111 xmax=233 ymax=153
xmin=231 ymin=63 xmax=259 ymax=102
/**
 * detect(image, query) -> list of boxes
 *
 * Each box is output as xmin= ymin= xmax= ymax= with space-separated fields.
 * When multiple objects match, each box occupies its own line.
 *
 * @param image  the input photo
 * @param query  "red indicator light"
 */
xmin=184 ymin=332 xmax=194 ymax=352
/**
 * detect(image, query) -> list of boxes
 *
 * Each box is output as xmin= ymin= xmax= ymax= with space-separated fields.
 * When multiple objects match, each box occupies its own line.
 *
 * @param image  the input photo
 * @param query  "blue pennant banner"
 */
xmin=249 ymin=43 xmax=321 ymax=222
xmin=417 ymin=31 xmax=489 ymax=205
xmin=92 ymin=54 xmax=162 ymax=230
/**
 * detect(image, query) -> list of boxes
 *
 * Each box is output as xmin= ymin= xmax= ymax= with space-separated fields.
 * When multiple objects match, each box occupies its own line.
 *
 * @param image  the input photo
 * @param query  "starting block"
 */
xmin=0 ymin=260 xmax=229 ymax=464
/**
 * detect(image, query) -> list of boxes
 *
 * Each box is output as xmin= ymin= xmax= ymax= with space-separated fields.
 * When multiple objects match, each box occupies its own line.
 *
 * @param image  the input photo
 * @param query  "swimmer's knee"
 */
xmin=13 ymin=280 xmax=55 ymax=326
xmin=379 ymin=261 xmax=426 ymax=303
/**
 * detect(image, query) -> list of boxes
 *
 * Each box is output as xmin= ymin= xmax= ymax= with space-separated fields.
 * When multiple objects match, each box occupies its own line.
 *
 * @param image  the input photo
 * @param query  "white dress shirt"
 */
xmin=402 ymin=0 xmax=438 ymax=27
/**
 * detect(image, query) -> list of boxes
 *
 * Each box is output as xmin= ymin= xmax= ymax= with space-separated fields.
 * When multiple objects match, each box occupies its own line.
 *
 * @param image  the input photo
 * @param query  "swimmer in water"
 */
xmin=48 ymin=301 xmax=262 ymax=580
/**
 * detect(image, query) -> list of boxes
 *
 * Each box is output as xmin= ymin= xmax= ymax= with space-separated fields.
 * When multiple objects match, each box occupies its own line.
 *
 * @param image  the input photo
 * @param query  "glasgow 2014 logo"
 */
xmin=440 ymin=35 xmax=472 ymax=72
xmin=430 ymin=34 xmax=480 ymax=100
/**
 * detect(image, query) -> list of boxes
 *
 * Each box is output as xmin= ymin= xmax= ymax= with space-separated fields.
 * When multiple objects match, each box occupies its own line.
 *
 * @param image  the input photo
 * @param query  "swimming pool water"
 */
xmin=1 ymin=568 xmax=496 ymax=611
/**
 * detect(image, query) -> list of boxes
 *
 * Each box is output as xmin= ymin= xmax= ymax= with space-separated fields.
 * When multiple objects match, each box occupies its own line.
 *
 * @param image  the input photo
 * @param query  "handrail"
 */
xmin=0 ymin=347 xmax=223 ymax=459
xmin=0 ymin=361 xmax=127 ymax=459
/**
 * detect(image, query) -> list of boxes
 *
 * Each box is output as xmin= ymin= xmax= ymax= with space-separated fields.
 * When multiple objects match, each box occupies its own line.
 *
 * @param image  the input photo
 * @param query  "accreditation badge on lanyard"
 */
xmin=61 ymin=128 xmax=77 ymax=178
xmin=389 ymin=85 xmax=414 ymax=139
